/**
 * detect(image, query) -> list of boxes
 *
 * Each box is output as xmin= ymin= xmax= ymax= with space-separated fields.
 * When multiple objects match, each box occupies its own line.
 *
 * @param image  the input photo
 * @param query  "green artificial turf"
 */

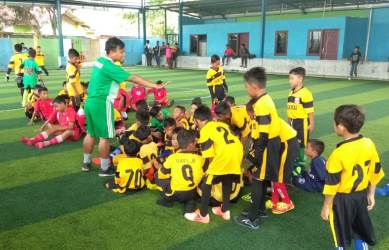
xmin=0 ymin=66 xmax=388 ymax=250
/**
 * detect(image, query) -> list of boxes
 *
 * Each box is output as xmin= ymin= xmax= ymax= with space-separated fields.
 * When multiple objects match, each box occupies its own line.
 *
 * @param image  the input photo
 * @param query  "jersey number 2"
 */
xmin=217 ymin=126 xmax=234 ymax=144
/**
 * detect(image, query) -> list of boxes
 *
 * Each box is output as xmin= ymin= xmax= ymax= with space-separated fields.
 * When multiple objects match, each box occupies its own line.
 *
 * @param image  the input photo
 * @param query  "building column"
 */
xmin=142 ymin=0 xmax=147 ymax=45
xmin=56 ymin=0 xmax=65 ymax=68
xmin=178 ymin=0 xmax=183 ymax=51
xmin=260 ymin=0 xmax=267 ymax=59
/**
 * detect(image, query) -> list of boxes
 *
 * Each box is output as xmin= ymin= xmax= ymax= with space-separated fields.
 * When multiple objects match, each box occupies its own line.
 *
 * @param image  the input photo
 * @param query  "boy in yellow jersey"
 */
xmin=157 ymin=129 xmax=205 ymax=215
xmin=222 ymin=96 xmax=251 ymax=143
xmin=187 ymin=97 xmax=202 ymax=130
xmin=105 ymin=139 xmax=145 ymax=193
xmin=35 ymin=46 xmax=49 ymax=76
xmin=235 ymin=67 xmax=281 ymax=230
xmin=321 ymin=105 xmax=384 ymax=250
xmin=6 ymin=43 xmax=28 ymax=97
xmin=66 ymin=48 xmax=83 ymax=111
xmin=173 ymin=105 xmax=189 ymax=130
xmin=135 ymin=126 xmax=158 ymax=181
xmin=287 ymin=67 xmax=314 ymax=165
xmin=206 ymin=55 xmax=228 ymax=103
xmin=185 ymin=106 xmax=243 ymax=223
xmin=163 ymin=117 xmax=177 ymax=153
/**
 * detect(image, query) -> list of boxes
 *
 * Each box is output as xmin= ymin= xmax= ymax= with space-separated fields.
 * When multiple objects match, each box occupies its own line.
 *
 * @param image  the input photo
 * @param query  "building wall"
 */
xmin=343 ymin=17 xmax=368 ymax=59
xmin=368 ymin=8 xmax=389 ymax=61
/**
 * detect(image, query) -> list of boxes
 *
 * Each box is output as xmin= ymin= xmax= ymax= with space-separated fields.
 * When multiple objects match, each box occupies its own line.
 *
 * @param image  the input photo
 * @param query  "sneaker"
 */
xmin=81 ymin=163 xmax=91 ymax=172
xmin=20 ymin=137 xmax=30 ymax=144
xmin=98 ymin=168 xmax=115 ymax=177
xmin=35 ymin=142 xmax=45 ymax=149
xmin=212 ymin=207 xmax=230 ymax=220
xmin=184 ymin=210 xmax=210 ymax=224
xmin=240 ymin=209 xmax=268 ymax=218
xmin=234 ymin=215 xmax=260 ymax=230
xmin=241 ymin=193 xmax=252 ymax=203
xmin=272 ymin=201 xmax=295 ymax=214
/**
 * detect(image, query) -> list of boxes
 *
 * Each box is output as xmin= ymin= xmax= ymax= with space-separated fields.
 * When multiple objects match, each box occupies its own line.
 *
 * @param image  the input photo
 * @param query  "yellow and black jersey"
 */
xmin=113 ymin=157 xmax=145 ymax=193
xmin=188 ymin=114 xmax=196 ymax=130
xmin=279 ymin=118 xmax=297 ymax=143
xmin=198 ymin=121 xmax=243 ymax=176
xmin=126 ymin=123 xmax=139 ymax=134
xmin=178 ymin=117 xmax=190 ymax=130
xmin=198 ymin=174 xmax=243 ymax=202
xmin=206 ymin=66 xmax=225 ymax=87
xmin=66 ymin=63 xmax=83 ymax=97
xmin=164 ymin=134 xmax=176 ymax=152
xmin=8 ymin=53 xmax=28 ymax=75
xmin=159 ymin=152 xmax=205 ymax=192
xmin=35 ymin=53 xmax=45 ymax=66
xmin=139 ymin=142 xmax=158 ymax=170
xmin=231 ymin=105 xmax=251 ymax=138
xmin=323 ymin=135 xmax=384 ymax=196
xmin=251 ymin=93 xmax=281 ymax=140
xmin=287 ymin=87 xmax=314 ymax=119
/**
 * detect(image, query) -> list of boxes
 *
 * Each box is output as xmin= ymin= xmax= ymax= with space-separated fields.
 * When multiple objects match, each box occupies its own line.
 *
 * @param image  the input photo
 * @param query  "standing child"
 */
xmin=6 ymin=43 xmax=28 ymax=97
xmin=185 ymin=106 xmax=243 ymax=223
xmin=206 ymin=55 xmax=228 ymax=104
xmin=21 ymin=95 xmax=81 ymax=149
xmin=29 ymin=87 xmax=53 ymax=124
xmin=287 ymin=67 xmax=314 ymax=166
xmin=148 ymin=80 xmax=172 ymax=107
xmin=35 ymin=46 xmax=49 ymax=76
xmin=235 ymin=67 xmax=281 ymax=229
xmin=66 ymin=48 xmax=83 ymax=111
xmin=321 ymin=105 xmax=384 ymax=250
xmin=20 ymin=48 xmax=43 ymax=107
xmin=293 ymin=138 xmax=326 ymax=193
xmin=173 ymin=106 xmax=189 ymax=129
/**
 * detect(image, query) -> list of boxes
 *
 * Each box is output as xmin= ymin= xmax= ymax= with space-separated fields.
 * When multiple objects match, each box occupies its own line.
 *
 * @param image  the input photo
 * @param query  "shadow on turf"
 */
xmin=0 ymin=171 xmax=127 ymax=232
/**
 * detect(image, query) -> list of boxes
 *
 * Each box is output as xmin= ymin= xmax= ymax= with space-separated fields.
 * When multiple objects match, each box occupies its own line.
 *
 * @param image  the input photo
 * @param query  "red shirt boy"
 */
xmin=34 ymin=98 xmax=53 ymax=120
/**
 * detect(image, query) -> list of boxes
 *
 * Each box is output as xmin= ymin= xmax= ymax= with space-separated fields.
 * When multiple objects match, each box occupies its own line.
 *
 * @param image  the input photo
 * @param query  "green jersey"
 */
xmin=150 ymin=108 xmax=170 ymax=132
xmin=87 ymin=57 xmax=131 ymax=102
xmin=21 ymin=58 xmax=41 ymax=88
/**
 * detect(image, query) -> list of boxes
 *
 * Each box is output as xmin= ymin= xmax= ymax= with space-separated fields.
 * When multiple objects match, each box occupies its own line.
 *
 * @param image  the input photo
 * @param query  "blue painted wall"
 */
xmin=0 ymin=38 xmax=13 ymax=71
xmin=183 ymin=17 xmax=349 ymax=60
xmin=368 ymin=8 xmax=389 ymax=61
xmin=343 ymin=17 xmax=368 ymax=59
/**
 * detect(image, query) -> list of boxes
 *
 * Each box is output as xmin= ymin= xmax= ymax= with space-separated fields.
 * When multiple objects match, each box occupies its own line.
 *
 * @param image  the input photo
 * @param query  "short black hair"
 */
xmin=123 ymin=139 xmax=141 ymax=157
xmin=211 ymin=54 xmax=220 ymax=63
xmin=14 ymin=44 xmax=22 ymax=52
xmin=135 ymin=111 xmax=150 ymax=126
xmin=135 ymin=100 xmax=148 ymax=112
xmin=105 ymin=37 xmax=125 ymax=54
xmin=133 ymin=126 xmax=151 ymax=141
xmin=156 ymin=80 xmax=163 ymax=85
xmin=38 ymin=87 xmax=48 ymax=93
xmin=68 ymin=48 xmax=80 ymax=58
xmin=191 ymin=97 xmax=202 ymax=107
xmin=177 ymin=129 xmax=196 ymax=149
xmin=224 ymin=96 xmax=235 ymax=106
xmin=58 ymin=94 xmax=70 ymax=101
xmin=308 ymin=139 xmax=325 ymax=156
xmin=244 ymin=67 xmax=267 ymax=89
xmin=149 ymin=105 xmax=161 ymax=118
xmin=194 ymin=105 xmax=212 ymax=121
xmin=334 ymin=104 xmax=365 ymax=134
xmin=214 ymin=102 xmax=231 ymax=117
xmin=163 ymin=117 xmax=176 ymax=128
xmin=53 ymin=95 xmax=66 ymax=104
xmin=28 ymin=48 xmax=36 ymax=58
xmin=289 ymin=67 xmax=306 ymax=78
xmin=175 ymin=105 xmax=186 ymax=113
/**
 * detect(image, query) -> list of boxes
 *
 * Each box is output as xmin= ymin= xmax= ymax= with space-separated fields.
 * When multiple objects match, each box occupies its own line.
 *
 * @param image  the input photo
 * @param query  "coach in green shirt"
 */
xmin=82 ymin=37 xmax=158 ymax=176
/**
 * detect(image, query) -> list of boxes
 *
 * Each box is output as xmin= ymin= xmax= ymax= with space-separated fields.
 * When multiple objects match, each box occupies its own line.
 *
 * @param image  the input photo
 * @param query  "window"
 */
xmin=228 ymin=33 xmax=249 ymax=56
xmin=274 ymin=31 xmax=288 ymax=56
xmin=190 ymin=34 xmax=207 ymax=56
xmin=307 ymin=30 xmax=322 ymax=55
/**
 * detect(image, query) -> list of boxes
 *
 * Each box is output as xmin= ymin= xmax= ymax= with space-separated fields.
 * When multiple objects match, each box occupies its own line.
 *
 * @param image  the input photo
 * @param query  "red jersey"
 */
xmin=130 ymin=86 xmax=147 ymax=104
xmin=224 ymin=48 xmax=235 ymax=56
xmin=34 ymin=98 xmax=53 ymax=120
xmin=148 ymin=87 xmax=167 ymax=102
xmin=48 ymin=107 xmax=77 ymax=129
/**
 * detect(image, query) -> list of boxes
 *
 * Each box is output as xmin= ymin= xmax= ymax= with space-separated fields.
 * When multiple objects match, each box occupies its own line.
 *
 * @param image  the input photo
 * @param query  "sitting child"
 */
xmin=29 ymin=87 xmax=53 ymax=124
xmin=163 ymin=117 xmax=177 ymax=153
xmin=105 ymin=139 xmax=145 ymax=194
xmin=21 ymin=95 xmax=81 ymax=149
xmin=136 ymin=127 xmax=158 ymax=182
xmin=126 ymin=110 xmax=150 ymax=136
xmin=24 ymin=86 xmax=41 ymax=119
xmin=187 ymin=97 xmax=202 ymax=130
xmin=135 ymin=100 xmax=149 ymax=113
xmin=58 ymin=81 xmax=68 ymax=96
xmin=114 ymin=88 xmax=131 ymax=120
xmin=130 ymin=84 xmax=147 ymax=111
xmin=150 ymin=105 xmax=170 ymax=139
xmin=148 ymin=80 xmax=172 ymax=107
xmin=173 ymin=105 xmax=190 ymax=130
xmin=156 ymin=129 xmax=205 ymax=216
xmin=292 ymin=139 xmax=327 ymax=192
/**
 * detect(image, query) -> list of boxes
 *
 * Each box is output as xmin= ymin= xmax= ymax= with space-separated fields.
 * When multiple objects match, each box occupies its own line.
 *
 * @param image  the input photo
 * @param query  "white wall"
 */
xmin=142 ymin=55 xmax=389 ymax=80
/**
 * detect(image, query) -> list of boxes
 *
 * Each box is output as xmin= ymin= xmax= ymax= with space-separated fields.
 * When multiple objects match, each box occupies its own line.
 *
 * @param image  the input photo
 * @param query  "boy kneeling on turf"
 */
xmin=21 ymin=95 xmax=81 ymax=149
xmin=105 ymin=139 xmax=145 ymax=193
xmin=157 ymin=129 xmax=204 ymax=215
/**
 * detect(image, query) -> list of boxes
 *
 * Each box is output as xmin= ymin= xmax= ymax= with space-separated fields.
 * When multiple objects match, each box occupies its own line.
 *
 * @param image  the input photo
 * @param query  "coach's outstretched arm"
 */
xmin=128 ymin=75 xmax=160 ymax=89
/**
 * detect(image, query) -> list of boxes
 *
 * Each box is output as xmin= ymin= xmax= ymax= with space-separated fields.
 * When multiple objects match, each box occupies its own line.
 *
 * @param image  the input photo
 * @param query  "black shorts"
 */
xmin=290 ymin=118 xmax=309 ymax=147
xmin=251 ymin=137 xmax=281 ymax=181
xmin=330 ymin=190 xmax=376 ymax=247
xmin=208 ymin=85 xmax=226 ymax=102
xmin=204 ymin=174 xmax=241 ymax=186
xmin=16 ymin=75 xmax=23 ymax=88
xmin=279 ymin=137 xmax=299 ymax=183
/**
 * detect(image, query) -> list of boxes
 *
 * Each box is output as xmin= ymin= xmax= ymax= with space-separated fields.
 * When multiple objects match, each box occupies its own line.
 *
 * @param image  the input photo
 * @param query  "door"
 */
xmin=320 ymin=29 xmax=339 ymax=60
xmin=199 ymin=41 xmax=207 ymax=56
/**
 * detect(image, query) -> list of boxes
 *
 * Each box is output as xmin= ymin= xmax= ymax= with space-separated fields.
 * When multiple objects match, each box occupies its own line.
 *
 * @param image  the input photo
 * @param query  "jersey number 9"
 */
xmin=182 ymin=164 xmax=195 ymax=187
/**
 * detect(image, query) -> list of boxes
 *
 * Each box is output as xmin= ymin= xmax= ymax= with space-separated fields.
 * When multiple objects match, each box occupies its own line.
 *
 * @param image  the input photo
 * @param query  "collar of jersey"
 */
xmin=251 ymin=92 xmax=267 ymax=103
xmin=103 ymin=56 xmax=114 ymax=63
xmin=292 ymin=86 xmax=304 ymax=93
xmin=336 ymin=134 xmax=363 ymax=148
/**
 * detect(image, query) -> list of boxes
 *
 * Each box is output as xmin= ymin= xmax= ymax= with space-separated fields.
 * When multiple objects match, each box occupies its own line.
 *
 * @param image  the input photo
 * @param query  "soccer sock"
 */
xmin=31 ymin=131 xmax=49 ymax=144
xmin=100 ymin=158 xmax=110 ymax=171
xmin=298 ymin=147 xmax=305 ymax=163
xmin=354 ymin=240 xmax=368 ymax=250
xmin=48 ymin=135 xmax=64 ymax=146
xmin=271 ymin=182 xmax=280 ymax=206
xmin=275 ymin=183 xmax=291 ymax=204
xmin=83 ymin=154 xmax=92 ymax=164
